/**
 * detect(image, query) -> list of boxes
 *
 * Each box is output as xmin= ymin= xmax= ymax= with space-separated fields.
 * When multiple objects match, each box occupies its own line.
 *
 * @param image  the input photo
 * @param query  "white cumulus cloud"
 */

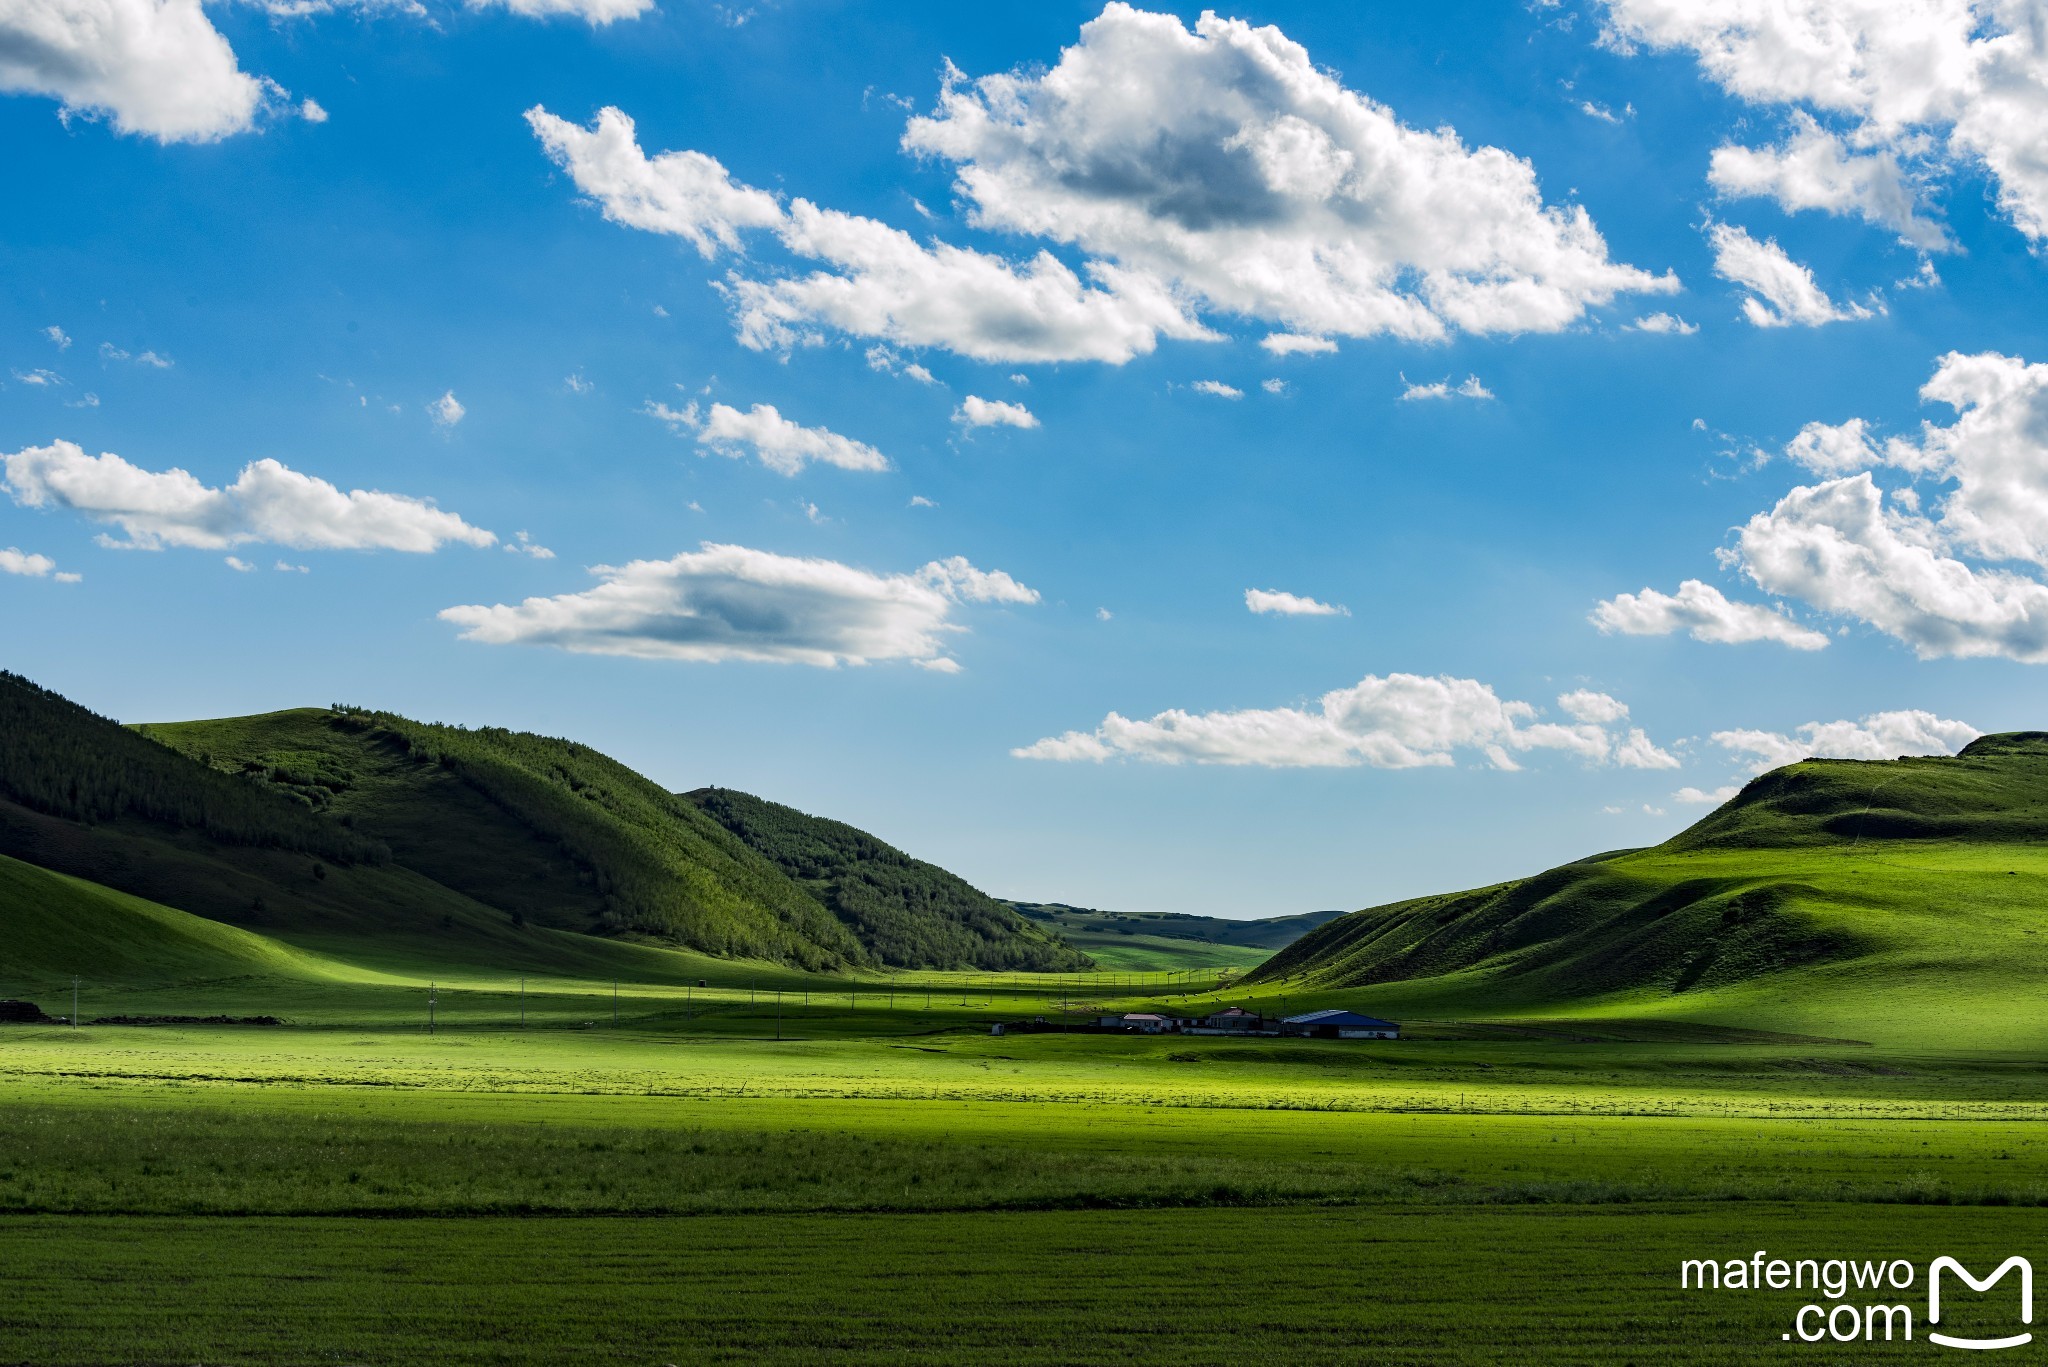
xmin=529 ymin=8 xmax=1675 ymax=365
xmin=1708 ymin=222 xmax=1873 ymax=328
xmin=1591 ymin=578 xmax=1830 ymax=649
xmin=528 ymin=104 xmax=1208 ymax=365
xmin=0 ymin=0 xmax=274 ymax=142
xmin=865 ymin=346 xmax=938 ymax=385
xmin=1710 ymin=351 xmax=2048 ymax=663
xmin=439 ymin=543 xmax=1034 ymax=669
xmin=1260 ymin=333 xmax=1338 ymax=356
xmin=1736 ymin=473 xmax=2048 ymax=661
xmin=1630 ymin=312 xmax=1699 ymax=335
xmin=904 ymin=5 xmax=1677 ymax=344
xmin=2 ymin=438 xmax=497 ymax=552
xmin=525 ymin=105 xmax=784 ymax=257
xmin=917 ymin=555 xmax=1039 ymax=604
xmin=471 ymin=0 xmax=652 ymax=23
xmin=1600 ymin=0 xmax=2048 ymax=246
xmin=954 ymin=395 xmax=1038 ymax=430
xmin=1557 ymin=689 xmax=1630 ymax=725
xmin=1712 ymin=710 xmax=1981 ymax=774
xmin=1190 ymin=380 xmax=1242 ymax=399
xmin=735 ymin=201 xmax=1209 ymax=365
xmin=1013 ymin=671 xmax=1676 ymax=770
xmin=1399 ymin=374 xmax=1494 ymax=401
xmin=648 ymin=400 xmax=890 ymax=476
xmin=1708 ymin=113 xmax=1950 ymax=250
xmin=1245 ymin=588 xmax=1347 ymax=617
xmin=1 ymin=546 xmax=76 ymax=580
xmin=429 ymin=390 xmax=465 ymax=427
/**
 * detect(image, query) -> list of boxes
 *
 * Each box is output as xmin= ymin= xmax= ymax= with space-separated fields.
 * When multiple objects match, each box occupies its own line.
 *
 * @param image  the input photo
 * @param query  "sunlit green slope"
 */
xmin=1254 ymin=735 xmax=2048 ymax=1045
xmin=0 ymin=852 xmax=376 ymax=990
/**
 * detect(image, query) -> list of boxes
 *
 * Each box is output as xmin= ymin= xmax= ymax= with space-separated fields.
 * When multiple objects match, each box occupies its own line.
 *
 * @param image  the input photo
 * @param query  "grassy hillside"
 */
xmin=1252 ymin=735 xmax=2048 ymax=1042
xmin=0 ymin=674 xmax=1098 ymax=973
xmin=142 ymin=704 xmax=1094 ymax=972
xmin=686 ymin=789 xmax=1089 ymax=971
xmin=147 ymin=708 xmax=867 ymax=969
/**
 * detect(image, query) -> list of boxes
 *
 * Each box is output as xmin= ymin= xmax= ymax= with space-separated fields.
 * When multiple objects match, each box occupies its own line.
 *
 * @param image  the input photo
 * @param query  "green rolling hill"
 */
xmin=0 ymin=673 xmax=1086 ymax=975
xmin=1252 ymin=734 xmax=2048 ymax=1046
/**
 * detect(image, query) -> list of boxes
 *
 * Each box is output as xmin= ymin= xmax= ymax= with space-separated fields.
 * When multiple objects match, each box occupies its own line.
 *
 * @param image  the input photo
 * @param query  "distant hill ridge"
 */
xmin=686 ymin=789 xmax=1088 ymax=973
xmin=1006 ymin=902 xmax=1345 ymax=950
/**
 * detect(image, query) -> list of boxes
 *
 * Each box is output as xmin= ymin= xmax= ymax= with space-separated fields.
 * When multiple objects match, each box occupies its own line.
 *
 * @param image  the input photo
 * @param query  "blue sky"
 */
xmin=6 ymin=0 xmax=2048 ymax=916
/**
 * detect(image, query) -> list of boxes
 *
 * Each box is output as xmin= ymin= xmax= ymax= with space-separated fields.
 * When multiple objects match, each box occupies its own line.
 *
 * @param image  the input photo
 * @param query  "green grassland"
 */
xmin=10 ymin=1204 xmax=2038 ymax=1367
xmin=2 ymin=1012 xmax=2045 ymax=1364
xmin=12 ymin=701 xmax=2048 ymax=1362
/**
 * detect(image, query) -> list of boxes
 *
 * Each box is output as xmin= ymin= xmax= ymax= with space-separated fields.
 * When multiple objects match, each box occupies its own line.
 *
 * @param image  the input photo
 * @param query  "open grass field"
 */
xmin=7 ymin=1204 xmax=2043 ymax=1366
xmin=11 ymin=747 xmax=2048 ymax=1363
xmin=3 ymin=1018 xmax=2047 ymax=1363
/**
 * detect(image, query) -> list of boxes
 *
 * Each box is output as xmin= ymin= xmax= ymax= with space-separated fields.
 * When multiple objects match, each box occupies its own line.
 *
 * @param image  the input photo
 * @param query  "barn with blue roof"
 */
xmin=1280 ymin=1009 xmax=1400 ymax=1040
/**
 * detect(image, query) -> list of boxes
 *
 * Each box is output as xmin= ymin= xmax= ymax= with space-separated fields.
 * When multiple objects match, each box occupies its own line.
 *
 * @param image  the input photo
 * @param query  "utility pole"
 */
xmin=519 ymin=977 xmax=525 ymax=1029
xmin=428 ymin=982 xmax=436 ymax=1036
xmin=686 ymin=984 xmax=693 ymax=1020
xmin=71 ymin=976 xmax=79 ymax=1029
xmin=775 ymin=990 xmax=782 ymax=1041
xmin=612 ymin=980 xmax=618 ymax=1027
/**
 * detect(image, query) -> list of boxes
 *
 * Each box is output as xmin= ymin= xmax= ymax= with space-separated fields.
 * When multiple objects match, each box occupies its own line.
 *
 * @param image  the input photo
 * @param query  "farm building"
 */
xmin=1281 ymin=1009 xmax=1400 ymax=1040
xmin=1096 ymin=1012 xmax=1179 ymax=1033
xmin=1200 ymin=1006 xmax=1265 ymax=1031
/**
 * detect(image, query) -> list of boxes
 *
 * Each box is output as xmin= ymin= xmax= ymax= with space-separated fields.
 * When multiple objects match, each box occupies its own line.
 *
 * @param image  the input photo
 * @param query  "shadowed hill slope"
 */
xmin=685 ymin=789 xmax=1089 ymax=972
xmin=1250 ymin=736 xmax=2048 ymax=1038
xmin=0 ymin=674 xmax=1099 ymax=973
xmin=0 ymin=671 xmax=382 ymax=868
xmin=148 ymin=708 xmax=867 ymax=969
